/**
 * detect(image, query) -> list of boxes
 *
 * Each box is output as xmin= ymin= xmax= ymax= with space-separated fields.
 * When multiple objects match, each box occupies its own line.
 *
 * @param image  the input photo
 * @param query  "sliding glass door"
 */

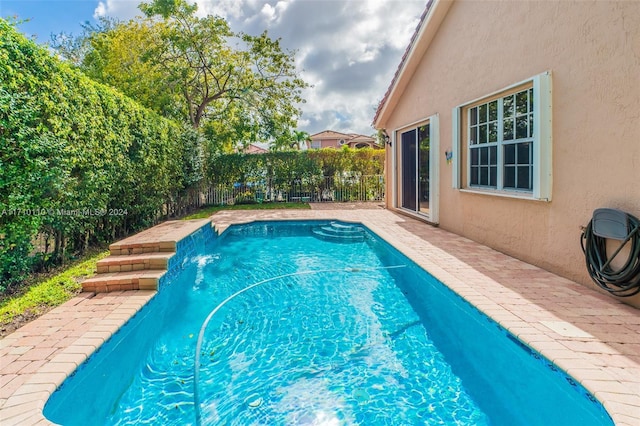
xmin=400 ymin=123 xmax=431 ymax=216
xmin=401 ymin=130 xmax=417 ymax=211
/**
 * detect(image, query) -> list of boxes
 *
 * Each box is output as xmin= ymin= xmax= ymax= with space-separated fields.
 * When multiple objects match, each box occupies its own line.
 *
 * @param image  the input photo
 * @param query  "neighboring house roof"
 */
xmin=349 ymin=134 xmax=376 ymax=143
xmin=243 ymin=143 xmax=269 ymax=154
xmin=373 ymin=0 xmax=453 ymax=128
xmin=309 ymin=130 xmax=380 ymax=148
xmin=309 ymin=130 xmax=353 ymax=140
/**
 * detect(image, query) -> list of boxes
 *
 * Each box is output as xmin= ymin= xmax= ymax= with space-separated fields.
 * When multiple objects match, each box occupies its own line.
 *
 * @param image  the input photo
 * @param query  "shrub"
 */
xmin=0 ymin=19 xmax=201 ymax=291
xmin=206 ymin=148 xmax=384 ymax=185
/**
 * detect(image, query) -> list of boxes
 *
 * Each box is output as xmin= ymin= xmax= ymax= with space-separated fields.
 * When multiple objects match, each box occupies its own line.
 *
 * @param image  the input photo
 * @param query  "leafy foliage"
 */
xmin=287 ymin=130 xmax=311 ymax=151
xmin=0 ymin=250 xmax=109 ymax=328
xmin=205 ymin=148 xmax=385 ymax=204
xmin=0 ymin=19 xmax=200 ymax=292
xmin=58 ymin=0 xmax=308 ymax=152
xmin=207 ymin=148 xmax=385 ymax=185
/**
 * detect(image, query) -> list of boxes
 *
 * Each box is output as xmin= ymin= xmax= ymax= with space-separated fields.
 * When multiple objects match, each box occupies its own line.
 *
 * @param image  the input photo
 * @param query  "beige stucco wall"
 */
xmin=311 ymin=138 xmax=342 ymax=148
xmin=320 ymin=139 xmax=339 ymax=148
xmin=381 ymin=1 xmax=640 ymax=306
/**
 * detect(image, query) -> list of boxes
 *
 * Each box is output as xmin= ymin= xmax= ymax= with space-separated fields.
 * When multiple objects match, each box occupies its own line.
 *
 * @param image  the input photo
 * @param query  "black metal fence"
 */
xmin=216 ymin=174 xmax=384 ymax=204
xmin=164 ymin=174 xmax=385 ymax=216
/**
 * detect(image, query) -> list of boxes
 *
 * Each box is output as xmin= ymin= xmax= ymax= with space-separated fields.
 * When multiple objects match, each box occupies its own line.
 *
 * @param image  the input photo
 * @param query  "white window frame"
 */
xmin=310 ymin=140 xmax=321 ymax=149
xmin=452 ymin=71 xmax=552 ymax=201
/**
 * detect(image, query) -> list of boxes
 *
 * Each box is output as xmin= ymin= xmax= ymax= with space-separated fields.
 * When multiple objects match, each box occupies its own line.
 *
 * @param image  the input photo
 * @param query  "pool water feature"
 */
xmin=44 ymin=221 xmax=613 ymax=425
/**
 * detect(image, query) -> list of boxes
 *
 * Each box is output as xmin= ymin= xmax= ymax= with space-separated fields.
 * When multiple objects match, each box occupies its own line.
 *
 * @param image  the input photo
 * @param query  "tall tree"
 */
xmin=288 ymin=130 xmax=311 ymax=151
xmin=57 ymin=0 xmax=307 ymax=151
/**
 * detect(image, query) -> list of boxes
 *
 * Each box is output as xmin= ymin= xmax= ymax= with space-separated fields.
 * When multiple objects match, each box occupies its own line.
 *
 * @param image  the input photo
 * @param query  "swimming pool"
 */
xmin=44 ymin=221 xmax=613 ymax=425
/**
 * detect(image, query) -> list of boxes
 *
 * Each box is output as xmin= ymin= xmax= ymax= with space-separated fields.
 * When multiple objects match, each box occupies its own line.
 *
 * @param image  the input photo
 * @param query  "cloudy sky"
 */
xmin=2 ymin=0 xmax=426 ymax=136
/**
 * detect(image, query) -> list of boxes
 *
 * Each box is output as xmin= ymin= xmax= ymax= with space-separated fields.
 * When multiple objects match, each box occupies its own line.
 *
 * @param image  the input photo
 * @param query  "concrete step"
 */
xmin=109 ymin=219 xmax=210 ymax=255
xmin=312 ymin=228 xmax=365 ymax=243
xmin=319 ymin=225 xmax=364 ymax=237
xmin=84 ymin=218 xmax=212 ymax=293
xmin=82 ymin=270 xmax=166 ymax=293
xmin=329 ymin=221 xmax=361 ymax=230
xmin=96 ymin=253 xmax=174 ymax=274
xmin=108 ymin=242 xmax=175 ymax=256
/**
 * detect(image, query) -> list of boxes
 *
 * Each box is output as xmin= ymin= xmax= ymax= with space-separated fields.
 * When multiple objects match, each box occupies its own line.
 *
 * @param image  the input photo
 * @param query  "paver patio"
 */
xmin=1 ymin=207 xmax=639 ymax=425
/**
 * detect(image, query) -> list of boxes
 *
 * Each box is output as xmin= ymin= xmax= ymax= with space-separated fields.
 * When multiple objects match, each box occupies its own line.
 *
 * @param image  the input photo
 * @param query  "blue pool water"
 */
xmin=44 ymin=221 xmax=613 ymax=425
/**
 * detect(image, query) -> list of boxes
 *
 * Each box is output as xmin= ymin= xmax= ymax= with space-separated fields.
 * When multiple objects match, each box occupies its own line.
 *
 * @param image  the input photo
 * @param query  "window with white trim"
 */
xmin=452 ymin=72 xmax=552 ymax=201
xmin=469 ymin=87 xmax=534 ymax=190
xmin=311 ymin=140 xmax=321 ymax=149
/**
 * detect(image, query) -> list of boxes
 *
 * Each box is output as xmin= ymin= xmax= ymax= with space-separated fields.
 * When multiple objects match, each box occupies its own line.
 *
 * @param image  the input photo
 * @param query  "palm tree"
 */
xmin=290 ymin=130 xmax=311 ymax=150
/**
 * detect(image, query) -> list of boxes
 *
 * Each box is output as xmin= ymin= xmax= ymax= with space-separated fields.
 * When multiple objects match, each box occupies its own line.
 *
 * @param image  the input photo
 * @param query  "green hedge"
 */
xmin=0 ymin=20 xmax=201 ymax=291
xmin=207 ymin=147 xmax=385 ymax=185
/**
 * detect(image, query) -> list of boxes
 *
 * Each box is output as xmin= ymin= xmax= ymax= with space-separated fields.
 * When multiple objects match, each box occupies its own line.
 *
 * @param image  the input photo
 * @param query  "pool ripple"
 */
xmin=174 ymin=236 xmax=489 ymax=425
xmin=58 ymin=227 xmax=495 ymax=425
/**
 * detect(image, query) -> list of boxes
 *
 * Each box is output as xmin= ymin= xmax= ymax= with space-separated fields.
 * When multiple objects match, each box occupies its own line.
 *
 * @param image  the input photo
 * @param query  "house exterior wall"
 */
xmin=310 ymin=138 xmax=345 ymax=148
xmin=321 ymin=139 xmax=340 ymax=148
xmin=348 ymin=142 xmax=376 ymax=149
xmin=381 ymin=0 xmax=640 ymax=305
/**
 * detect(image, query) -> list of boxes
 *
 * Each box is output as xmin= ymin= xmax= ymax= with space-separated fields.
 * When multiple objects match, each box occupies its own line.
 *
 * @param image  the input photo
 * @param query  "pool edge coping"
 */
xmin=1 ymin=210 xmax=638 ymax=425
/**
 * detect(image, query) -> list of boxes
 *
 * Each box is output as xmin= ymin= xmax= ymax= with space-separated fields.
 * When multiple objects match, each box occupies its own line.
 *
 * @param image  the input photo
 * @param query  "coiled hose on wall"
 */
xmin=580 ymin=210 xmax=640 ymax=297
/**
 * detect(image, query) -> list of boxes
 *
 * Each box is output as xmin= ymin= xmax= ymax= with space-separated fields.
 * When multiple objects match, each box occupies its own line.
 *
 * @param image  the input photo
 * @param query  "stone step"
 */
xmin=329 ymin=221 xmax=360 ymax=230
xmin=109 ymin=241 xmax=175 ymax=256
xmin=109 ymin=219 xmax=210 ymax=255
xmin=84 ymin=218 xmax=212 ymax=293
xmin=96 ymin=253 xmax=174 ymax=274
xmin=319 ymin=225 xmax=364 ymax=236
xmin=82 ymin=270 xmax=166 ymax=293
xmin=311 ymin=228 xmax=365 ymax=243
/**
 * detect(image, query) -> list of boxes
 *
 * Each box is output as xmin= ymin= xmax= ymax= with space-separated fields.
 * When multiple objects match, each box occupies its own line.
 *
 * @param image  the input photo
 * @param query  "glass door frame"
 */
xmin=400 ymin=128 xmax=418 ymax=211
xmin=393 ymin=115 xmax=439 ymax=224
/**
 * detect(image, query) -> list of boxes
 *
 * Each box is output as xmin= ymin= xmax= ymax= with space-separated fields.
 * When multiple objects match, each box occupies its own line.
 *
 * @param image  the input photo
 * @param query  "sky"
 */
xmin=1 ymin=0 xmax=426 ymax=136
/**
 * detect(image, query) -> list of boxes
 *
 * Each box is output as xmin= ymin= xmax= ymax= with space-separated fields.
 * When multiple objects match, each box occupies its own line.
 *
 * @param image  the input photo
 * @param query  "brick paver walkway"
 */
xmin=1 ymin=208 xmax=639 ymax=424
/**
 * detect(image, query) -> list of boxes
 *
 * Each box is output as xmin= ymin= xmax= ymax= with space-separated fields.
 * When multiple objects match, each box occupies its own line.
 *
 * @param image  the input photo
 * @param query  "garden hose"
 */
xmin=580 ymin=211 xmax=640 ymax=297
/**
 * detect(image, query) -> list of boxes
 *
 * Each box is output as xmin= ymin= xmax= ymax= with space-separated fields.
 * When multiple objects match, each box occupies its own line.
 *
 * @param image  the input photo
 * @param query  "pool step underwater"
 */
xmin=312 ymin=222 xmax=365 ymax=242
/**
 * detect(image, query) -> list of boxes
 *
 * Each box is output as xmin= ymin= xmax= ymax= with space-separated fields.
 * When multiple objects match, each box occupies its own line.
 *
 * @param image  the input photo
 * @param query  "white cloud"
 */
xmin=260 ymin=3 xmax=276 ymax=22
xmin=93 ymin=0 xmax=142 ymax=21
xmin=93 ymin=1 xmax=106 ymax=19
xmin=253 ymin=0 xmax=425 ymax=134
xmin=197 ymin=0 xmax=245 ymax=20
xmin=96 ymin=0 xmax=426 ymax=135
xmin=275 ymin=1 xmax=290 ymax=18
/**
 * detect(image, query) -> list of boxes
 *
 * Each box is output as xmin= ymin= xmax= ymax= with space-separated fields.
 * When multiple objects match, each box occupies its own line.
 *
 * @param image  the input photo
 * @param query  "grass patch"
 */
xmin=0 ymin=250 xmax=109 ymax=327
xmin=1 ymin=202 xmax=309 ymax=334
xmin=182 ymin=202 xmax=311 ymax=220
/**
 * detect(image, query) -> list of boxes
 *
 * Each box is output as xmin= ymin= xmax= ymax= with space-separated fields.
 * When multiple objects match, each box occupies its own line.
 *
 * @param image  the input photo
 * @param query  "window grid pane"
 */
xmin=479 ymin=124 xmax=487 ymax=144
xmin=471 ymin=166 xmax=479 ymax=185
xmin=469 ymin=88 xmax=534 ymax=192
xmin=503 ymin=95 xmax=514 ymax=118
xmin=504 ymin=166 xmax=515 ymax=188
xmin=503 ymin=118 xmax=514 ymax=140
xmin=489 ymin=122 xmax=498 ymax=143
xmin=479 ymin=104 xmax=487 ymax=123
xmin=503 ymin=141 xmax=533 ymax=190
xmin=517 ymin=166 xmax=531 ymax=190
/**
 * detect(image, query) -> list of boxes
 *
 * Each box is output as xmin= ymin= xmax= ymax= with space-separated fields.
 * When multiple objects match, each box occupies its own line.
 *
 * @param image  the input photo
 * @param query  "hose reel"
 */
xmin=581 ymin=208 xmax=640 ymax=297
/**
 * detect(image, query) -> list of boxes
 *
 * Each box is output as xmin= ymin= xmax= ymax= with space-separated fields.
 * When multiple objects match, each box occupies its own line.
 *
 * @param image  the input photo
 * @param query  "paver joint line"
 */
xmin=0 ymin=209 xmax=638 ymax=424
